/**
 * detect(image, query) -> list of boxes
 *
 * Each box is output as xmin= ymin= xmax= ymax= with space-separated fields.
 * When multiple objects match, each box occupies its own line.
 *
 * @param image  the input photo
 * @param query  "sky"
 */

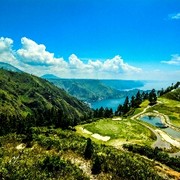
xmin=0 ymin=0 xmax=180 ymax=81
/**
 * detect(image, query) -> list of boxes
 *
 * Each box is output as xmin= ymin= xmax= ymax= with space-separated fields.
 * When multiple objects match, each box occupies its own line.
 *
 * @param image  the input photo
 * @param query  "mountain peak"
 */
xmin=41 ymin=74 xmax=60 ymax=79
xmin=0 ymin=62 xmax=22 ymax=73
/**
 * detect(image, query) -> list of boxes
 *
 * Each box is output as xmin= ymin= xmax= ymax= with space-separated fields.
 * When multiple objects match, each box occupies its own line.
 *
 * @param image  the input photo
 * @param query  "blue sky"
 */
xmin=0 ymin=0 xmax=180 ymax=80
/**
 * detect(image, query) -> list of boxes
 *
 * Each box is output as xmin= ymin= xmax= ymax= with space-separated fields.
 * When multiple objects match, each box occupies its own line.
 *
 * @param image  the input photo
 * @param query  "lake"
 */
xmin=90 ymin=97 xmax=126 ymax=112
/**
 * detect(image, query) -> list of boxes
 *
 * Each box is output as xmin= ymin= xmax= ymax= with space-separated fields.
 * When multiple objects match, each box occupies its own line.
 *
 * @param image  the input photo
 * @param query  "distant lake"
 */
xmin=90 ymin=97 xmax=126 ymax=112
xmin=90 ymin=80 xmax=177 ymax=112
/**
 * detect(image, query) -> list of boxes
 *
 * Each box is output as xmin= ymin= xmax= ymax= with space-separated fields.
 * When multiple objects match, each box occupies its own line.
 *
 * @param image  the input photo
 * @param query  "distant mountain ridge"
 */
xmin=43 ymin=78 xmax=126 ymax=101
xmin=0 ymin=62 xmax=22 ymax=72
xmin=41 ymin=74 xmax=61 ymax=79
xmin=42 ymin=74 xmax=145 ymax=102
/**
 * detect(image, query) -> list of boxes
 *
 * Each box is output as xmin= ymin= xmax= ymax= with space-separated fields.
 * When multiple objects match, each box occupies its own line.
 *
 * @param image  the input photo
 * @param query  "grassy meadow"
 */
xmin=77 ymin=118 xmax=156 ymax=146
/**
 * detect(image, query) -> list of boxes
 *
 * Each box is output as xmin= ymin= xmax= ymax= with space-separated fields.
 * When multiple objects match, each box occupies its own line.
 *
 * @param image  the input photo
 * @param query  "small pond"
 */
xmin=140 ymin=115 xmax=164 ymax=127
xmin=140 ymin=115 xmax=180 ymax=139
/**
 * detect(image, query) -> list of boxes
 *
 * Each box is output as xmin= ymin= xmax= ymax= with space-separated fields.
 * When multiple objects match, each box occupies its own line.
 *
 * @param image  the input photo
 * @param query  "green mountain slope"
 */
xmin=0 ymin=69 xmax=92 ymax=135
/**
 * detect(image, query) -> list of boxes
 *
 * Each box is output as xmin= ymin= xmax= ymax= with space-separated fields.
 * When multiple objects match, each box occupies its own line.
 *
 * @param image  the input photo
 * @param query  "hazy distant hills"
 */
xmin=0 ymin=62 xmax=22 ymax=72
xmin=42 ymin=74 xmax=145 ymax=102
xmin=101 ymin=79 xmax=144 ymax=90
xmin=0 ymin=69 xmax=92 ymax=134
xmin=45 ymin=78 xmax=126 ymax=101
xmin=41 ymin=74 xmax=61 ymax=79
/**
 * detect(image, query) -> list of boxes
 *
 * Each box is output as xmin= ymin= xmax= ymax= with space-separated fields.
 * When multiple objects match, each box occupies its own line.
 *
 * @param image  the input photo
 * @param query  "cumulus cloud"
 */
xmin=0 ymin=37 xmax=16 ymax=63
xmin=0 ymin=36 xmax=142 ymax=79
xmin=69 ymin=54 xmax=85 ymax=69
xmin=101 ymin=55 xmax=141 ymax=73
xmin=67 ymin=54 xmax=141 ymax=76
xmin=17 ymin=37 xmax=67 ymax=67
xmin=170 ymin=13 xmax=180 ymax=20
xmin=161 ymin=54 xmax=180 ymax=65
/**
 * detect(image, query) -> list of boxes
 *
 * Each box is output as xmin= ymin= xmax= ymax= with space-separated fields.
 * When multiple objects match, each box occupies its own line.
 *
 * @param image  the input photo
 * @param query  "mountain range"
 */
xmin=0 ymin=62 xmax=145 ymax=103
xmin=42 ymin=76 xmax=145 ymax=102
xmin=0 ymin=68 xmax=92 ymax=135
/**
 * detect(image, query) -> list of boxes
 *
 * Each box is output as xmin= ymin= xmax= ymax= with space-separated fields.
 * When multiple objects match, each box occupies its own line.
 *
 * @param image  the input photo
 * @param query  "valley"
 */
xmin=1 ymin=1 xmax=180 ymax=179
xmin=0 ymin=67 xmax=179 ymax=179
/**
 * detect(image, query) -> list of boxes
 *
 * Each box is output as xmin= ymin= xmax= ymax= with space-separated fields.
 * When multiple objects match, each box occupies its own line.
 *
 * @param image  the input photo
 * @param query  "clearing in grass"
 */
xmin=77 ymin=118 xmax=156 ymax=146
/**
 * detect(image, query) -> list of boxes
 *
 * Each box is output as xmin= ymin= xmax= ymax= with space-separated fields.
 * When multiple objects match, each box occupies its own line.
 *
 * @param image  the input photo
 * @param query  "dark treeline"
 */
xmin=115 ymin=90 xmax=155 ymax=116
xmin=93 ymin=107 xmax=113 ymax=118
xmin=158 ymin=81 xmax=180 ymax=96
xmin=93 ymin=89 xmax=158 ymax=118
xmin=93 ymin=81 xmax=180 ymax=119
xmin=0 ymin=106 xmax=92 ymax=136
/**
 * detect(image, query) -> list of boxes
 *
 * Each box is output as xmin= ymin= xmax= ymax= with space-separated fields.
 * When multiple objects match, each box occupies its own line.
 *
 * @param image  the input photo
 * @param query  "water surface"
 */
xmin=90 ymin=97 xmax=125 ymax=112
xmin=140 ymin=115 xmax=180 ymax=139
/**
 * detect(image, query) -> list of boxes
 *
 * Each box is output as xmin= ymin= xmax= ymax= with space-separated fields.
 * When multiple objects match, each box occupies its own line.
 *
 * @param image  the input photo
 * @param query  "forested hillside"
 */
xmin=0 ymin=69 xmax=92 ymax=135
xmin=44 ymin=78 xmax=125 ymax=101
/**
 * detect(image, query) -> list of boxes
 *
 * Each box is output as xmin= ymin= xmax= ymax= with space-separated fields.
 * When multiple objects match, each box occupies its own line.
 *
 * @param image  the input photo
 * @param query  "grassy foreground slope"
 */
xmin=0 ymin=127 xmax=164 ymax=179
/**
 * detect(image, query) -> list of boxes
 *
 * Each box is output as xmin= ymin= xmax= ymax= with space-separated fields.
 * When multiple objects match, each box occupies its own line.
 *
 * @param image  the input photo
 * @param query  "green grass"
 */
xmin=78 ymin=118 xmax=155 ymax=146
xmin=133 ymin=100 xmax=149 ymax=116
xmin=147 ymin=97 xmax=180 ymax=127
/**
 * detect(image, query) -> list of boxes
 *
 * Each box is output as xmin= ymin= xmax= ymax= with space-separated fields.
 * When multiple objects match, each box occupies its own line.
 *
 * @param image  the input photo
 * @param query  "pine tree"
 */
xmin=135 ymin=91 xmax=142 ymax=107
xmin=130 ymin=95 xmax=136 ymax=108
xmin=98 ymin=107 xmax=104 ymax=117
xmin=84 ymin=138 xmax=93 ymax=159
xmin=115 ymin=104 xmax=123 ymax=116
xmin=91 ymin=155 xmax=101 ymax=174
xmin=123 ymin=96 xmax=130 ymax=114
xmin=148 ymin=89 xmax=157 ymax=105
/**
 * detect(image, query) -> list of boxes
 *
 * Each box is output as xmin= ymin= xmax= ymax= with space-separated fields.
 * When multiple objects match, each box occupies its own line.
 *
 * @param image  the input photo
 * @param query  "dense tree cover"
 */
xmin=93 ymin=91 xmax=150 ymax=118
xmin=0 ymin=69 xmax=92 ymax=135
xmin=158 ymin=82 xmax=180 ymax=97
xmin=93 ymin=107 xmax=113 ymax=118
xmin=158 ymin=82 xmax=180 ymax=101
xmin=115 ymin=91 xmax=149 ymax=116
xmin=123 ymin=144 xmax=180 ymax=172
xmin=0 ymin=128 xmax=164 ymax=179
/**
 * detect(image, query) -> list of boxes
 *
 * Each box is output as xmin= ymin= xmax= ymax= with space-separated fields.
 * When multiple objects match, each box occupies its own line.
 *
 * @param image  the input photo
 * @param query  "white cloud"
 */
xmin=0 ymin=36 xmax=142 ymax=79
xmin=67 ymin=54 xmax=142 ymax=77
xmin=69 ymin=54 xmax=85 ymax=69
xmin=170 ymin=13 xmax=180 ymax=20
xmin=101 ymin=55 xmax=141 ymax=73
xmin=161 ymin=54 xmax=180 ymax=65
xmin=0 ymin=37 xmax=16 ymax=63
xmin=17 ymin=37 xmax=67 ymax=67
